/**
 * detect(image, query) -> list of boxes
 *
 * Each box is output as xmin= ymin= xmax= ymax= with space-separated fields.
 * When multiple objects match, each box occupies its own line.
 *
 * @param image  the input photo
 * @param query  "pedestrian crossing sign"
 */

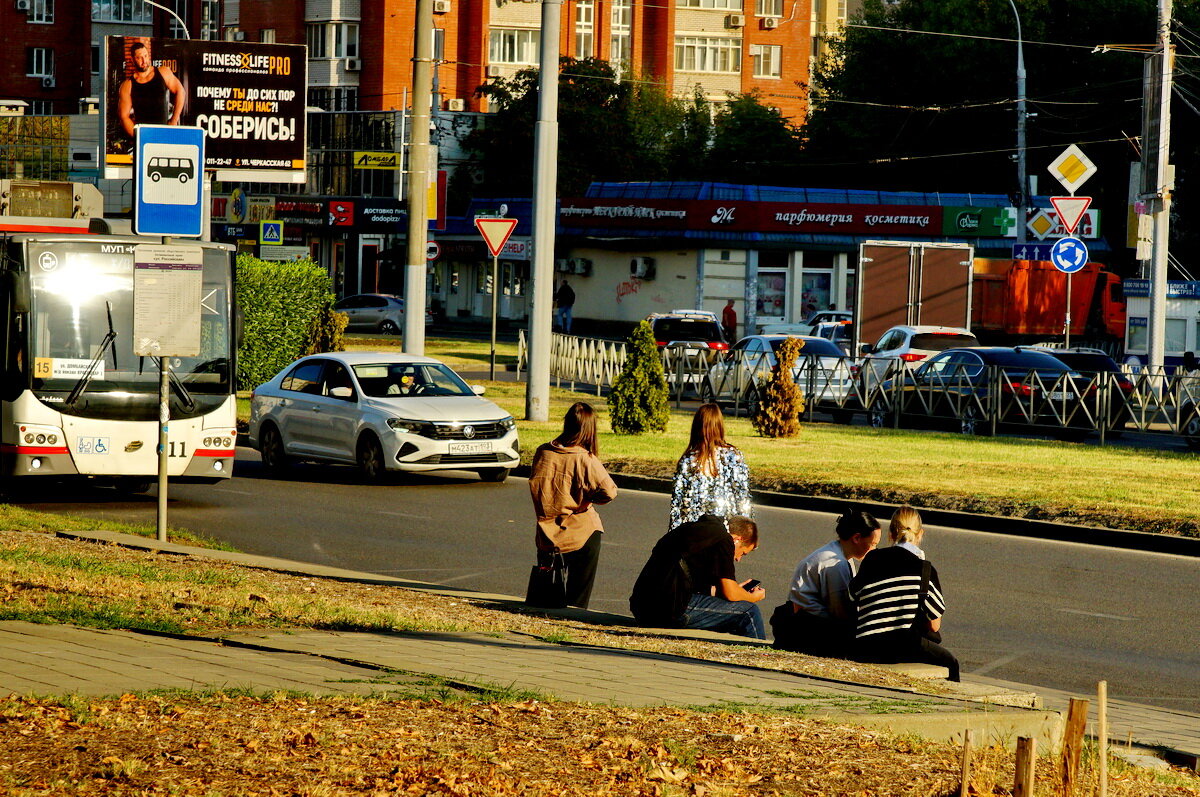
xmin=259 ymin=221 xmax=283 ymax=245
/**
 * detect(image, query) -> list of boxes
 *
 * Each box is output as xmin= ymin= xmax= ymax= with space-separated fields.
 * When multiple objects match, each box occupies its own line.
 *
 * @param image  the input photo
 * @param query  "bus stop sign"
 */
xmin=134 ymin=125 xmax=205 ymax=237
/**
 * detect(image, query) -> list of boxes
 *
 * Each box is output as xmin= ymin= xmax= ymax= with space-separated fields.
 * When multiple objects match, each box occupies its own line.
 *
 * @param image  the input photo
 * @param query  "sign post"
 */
xmin=1047 ymin=146 xmax=1097 ymax=349
xmin=1049 ymin=236 xmax=1090 ymax=348
xmin=474 ymin=217 xmax=518 ymax=380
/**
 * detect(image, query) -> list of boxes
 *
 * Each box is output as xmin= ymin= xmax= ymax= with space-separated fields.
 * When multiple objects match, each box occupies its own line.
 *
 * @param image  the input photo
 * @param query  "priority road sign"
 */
xmin=1047 ymin=144 xmax=1097 ymax=195
xmin=1050 ymin=196 xmax=1092 ymax=236
xmin=134 ymin=124 xmax=205 ymax=237
xmin=1049 ymin=236 xmax=1089 ymax=274
xmin=474 ymin=217 xmax=518 ymax=257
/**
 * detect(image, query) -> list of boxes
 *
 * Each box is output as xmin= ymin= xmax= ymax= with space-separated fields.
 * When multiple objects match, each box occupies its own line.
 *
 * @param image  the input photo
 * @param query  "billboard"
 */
xmin=104 ymin=37 xmax=306 ymax=184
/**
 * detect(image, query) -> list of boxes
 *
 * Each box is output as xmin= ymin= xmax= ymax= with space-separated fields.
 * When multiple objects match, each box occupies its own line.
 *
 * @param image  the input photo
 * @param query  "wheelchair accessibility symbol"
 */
xmin=77 ymin=437 xmax=111 ymax=455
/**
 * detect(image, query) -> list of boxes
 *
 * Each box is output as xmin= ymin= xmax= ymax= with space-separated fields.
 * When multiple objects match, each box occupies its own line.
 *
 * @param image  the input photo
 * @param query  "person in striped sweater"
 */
xmin=849 ymin=506 xmax=961 ymax=681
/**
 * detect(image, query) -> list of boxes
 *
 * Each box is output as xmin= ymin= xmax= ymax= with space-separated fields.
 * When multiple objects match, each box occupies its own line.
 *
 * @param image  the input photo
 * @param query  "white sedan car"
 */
xmin=249 ymin=352 xmax=519 ymax=482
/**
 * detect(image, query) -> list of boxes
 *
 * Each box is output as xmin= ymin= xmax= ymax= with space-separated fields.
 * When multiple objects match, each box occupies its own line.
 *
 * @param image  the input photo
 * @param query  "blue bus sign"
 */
xmin=134 ymin=125 xmax=205 ymax=237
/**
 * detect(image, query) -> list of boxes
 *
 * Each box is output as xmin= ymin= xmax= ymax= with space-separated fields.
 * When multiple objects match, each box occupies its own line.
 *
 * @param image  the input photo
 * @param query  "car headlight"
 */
xmin=499 ymin=416 xmax=517 ymax=431
xmin=387 ymin=417 xmax=427 ymax=435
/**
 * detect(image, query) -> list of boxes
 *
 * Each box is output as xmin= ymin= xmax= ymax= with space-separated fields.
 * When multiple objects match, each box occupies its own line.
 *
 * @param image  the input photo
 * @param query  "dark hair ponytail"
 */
xmin=835 ymin=506 xmax=879 ymax=540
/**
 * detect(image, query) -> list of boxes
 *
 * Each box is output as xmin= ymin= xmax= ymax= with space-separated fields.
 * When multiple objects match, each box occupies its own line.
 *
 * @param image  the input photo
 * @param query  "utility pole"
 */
xmin=1146 ymin=0 xmax=1173 ymax=371
xmin=1006 ymin=0 xmax=1028 ymax=243
xmin=526 ymin=0 xmax=562 ymax=423
xmin=404 ymin=0 xmax=434 ymax=355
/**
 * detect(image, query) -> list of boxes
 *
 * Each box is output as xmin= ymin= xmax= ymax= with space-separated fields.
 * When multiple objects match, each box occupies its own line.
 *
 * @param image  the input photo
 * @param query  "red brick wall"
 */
xmin=0 ymin=0 xmax=91 ymax=114
xmin=238 ymin=0 xmax=304 ymax=44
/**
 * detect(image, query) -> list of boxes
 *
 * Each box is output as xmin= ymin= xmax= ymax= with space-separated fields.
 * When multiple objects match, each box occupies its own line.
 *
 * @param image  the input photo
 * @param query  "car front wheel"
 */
xmin=478 ymin=468 xmax=509 ymax=483
xmin=959 ymin=405 xmax=991 ymax=436
xmin=869 ymin=406 xmax=891 ymax=429
xmin=357 ymin=434 xmax=388 ymax=482
xmin=379 ymin=319 xmax=400 ymax=335
xmin=1183 ymin=404 xmax=1200 ymax=451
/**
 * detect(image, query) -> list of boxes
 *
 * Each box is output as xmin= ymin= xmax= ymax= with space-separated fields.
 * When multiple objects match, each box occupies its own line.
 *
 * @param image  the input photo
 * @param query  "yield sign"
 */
xmin=1050 ymin=196 xmax=1092 ymax=236
xmin=474 ymin=217 xmax=518 ymax=257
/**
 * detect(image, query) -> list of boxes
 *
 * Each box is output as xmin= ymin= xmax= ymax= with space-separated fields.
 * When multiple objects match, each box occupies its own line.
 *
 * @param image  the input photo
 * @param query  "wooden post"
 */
xmin=1098 ymin=681 xmax=1109 ymax=797
xmin=959 ymin=728 xmax=974 ymax=797
xmin=1060 ymin=697 xmax=1089 ymax=796
xmin=1014 ymin=736 xmax=1037 ymax=797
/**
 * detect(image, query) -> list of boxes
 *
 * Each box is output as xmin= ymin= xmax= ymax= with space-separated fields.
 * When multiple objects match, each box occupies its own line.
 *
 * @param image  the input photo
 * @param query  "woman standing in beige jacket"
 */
xmin=528 ymin=402 xmax=618 ymax=608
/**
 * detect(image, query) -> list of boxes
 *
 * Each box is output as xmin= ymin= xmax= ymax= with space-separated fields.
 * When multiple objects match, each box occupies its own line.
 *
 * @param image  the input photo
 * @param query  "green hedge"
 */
xmin=235 ymin=254 xmax=343 ymax=390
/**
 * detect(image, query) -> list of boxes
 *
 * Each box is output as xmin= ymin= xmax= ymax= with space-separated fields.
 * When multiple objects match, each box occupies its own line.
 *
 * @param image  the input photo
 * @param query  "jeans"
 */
xmin=681 ymin=593 xmax=765 ymax=639
xmin=556 ymin=306 xmax=573 ymax=333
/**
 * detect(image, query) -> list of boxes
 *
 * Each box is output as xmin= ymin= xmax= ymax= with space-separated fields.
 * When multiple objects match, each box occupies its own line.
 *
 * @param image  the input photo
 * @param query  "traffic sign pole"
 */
xmin=474 ymin=217 xmax=518 ymax=382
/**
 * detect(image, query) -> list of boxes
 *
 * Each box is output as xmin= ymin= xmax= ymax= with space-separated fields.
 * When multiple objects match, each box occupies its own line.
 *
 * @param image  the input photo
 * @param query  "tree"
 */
xmin=705 ymin=91 xmax=804 ymax=185
xmin=609 ymin=321 xmax=670 ymax=434
xmin=751 ymin=337 xmax=805 ymax=438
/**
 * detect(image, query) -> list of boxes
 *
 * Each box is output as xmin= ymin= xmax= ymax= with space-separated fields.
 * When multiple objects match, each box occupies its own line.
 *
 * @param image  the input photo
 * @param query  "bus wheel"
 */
xmin=116 ymin=478 xmax=153 ymax=494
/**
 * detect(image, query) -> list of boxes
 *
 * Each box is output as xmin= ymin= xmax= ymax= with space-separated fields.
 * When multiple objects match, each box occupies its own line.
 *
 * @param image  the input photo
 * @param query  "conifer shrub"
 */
xmin=609 ymin=320 xmax=670 ymax=434
xmin=751 ymin=336 xmax=806 ymax=437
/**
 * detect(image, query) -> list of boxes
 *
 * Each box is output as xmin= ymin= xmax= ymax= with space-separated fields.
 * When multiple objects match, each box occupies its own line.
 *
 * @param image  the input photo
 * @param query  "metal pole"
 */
xmin=1006 ymin=0 xmax=1028 ymax=243
xmin=157 ymin=357 xmax=169 ymax=542
xmin=1147 ymin=0 xmax=1173 ymax=372
xmin=404 ymin=0 xmax=434 ymax=355
xmin=526 ymin=0 xmax=562 ymax=422
xmin=1064 ymin=271 xmax=1072 ymax=348
xmin=490 ymin=253 xmax=499 ymax=380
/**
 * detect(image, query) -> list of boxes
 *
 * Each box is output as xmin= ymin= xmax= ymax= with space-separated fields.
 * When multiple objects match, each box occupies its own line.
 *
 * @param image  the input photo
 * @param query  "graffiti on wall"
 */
xmin=615 ymin=277 xmax=644 ymax=303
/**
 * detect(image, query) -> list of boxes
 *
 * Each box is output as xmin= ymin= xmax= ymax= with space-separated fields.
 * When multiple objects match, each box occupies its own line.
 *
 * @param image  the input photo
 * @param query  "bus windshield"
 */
xmin=25 ymin=241 xmax=233 ymax=407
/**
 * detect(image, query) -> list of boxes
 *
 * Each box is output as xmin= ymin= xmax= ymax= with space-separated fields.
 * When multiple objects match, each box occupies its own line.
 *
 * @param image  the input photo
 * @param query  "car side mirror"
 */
xmin=329 ymin=386 xmax=354 ymax=399
xmin=860 ymin=344 xmax=873 ymax=355
xmin=472 ymin=384 xmax=485 ymax=395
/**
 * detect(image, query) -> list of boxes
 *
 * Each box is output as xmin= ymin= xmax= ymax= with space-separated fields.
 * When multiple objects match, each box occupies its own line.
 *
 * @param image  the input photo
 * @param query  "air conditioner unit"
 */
xmin=41 ymin=76 xmax=55 ymax=89
xmin=445 ymin=98 xmax=466 ymax=112
xmin=555 ymin=258 xmax=571 ymax=273
xmin=630 ymin=256 xmax=656 ymax=280
xmin=14 ymin=0 xmax=30 ymax=11
xmin=761 ymin=17 xmax=779 ymax=29
xmin=233 ymin=31 xmax=246 ymax=41
xmin=725 ymin=13 xmax=745 ymax=28
xmin=345 ymin=57 xmax=361 ymax=72
xmin=486 ymin=65 xmax=502 ymax=78
xmin=570 ymin=257 xmax=593 ymax=277
xmin=432 ymin=0 xmax=451 ymax=12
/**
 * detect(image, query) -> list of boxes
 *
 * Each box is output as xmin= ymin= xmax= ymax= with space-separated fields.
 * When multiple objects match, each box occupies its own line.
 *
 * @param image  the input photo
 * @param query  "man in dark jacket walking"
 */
xmin=554 ymin=278 xmax=575 ymax=333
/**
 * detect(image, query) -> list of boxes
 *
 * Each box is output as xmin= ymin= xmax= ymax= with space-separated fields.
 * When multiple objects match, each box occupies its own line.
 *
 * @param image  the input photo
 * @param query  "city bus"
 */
xmin=1 ymin=232 xmax=238 ymax=491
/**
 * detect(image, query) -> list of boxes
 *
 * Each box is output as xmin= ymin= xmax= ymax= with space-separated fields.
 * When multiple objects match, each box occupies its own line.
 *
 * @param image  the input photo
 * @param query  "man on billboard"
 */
xmin=118 ymin=40 xmax=186 ymax=136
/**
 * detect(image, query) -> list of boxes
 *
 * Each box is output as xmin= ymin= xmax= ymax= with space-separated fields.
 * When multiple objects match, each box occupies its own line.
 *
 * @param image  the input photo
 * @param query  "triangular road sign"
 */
xmin=1050 ymin=196 xmax=1092 ymax=236
xmin=474 ymin=217 xmax=518 ymax=257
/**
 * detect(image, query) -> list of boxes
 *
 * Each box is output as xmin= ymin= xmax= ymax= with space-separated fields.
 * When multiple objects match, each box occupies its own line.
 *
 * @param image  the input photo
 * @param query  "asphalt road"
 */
xmin=16 ymin=451 xmax=1200 ymax=714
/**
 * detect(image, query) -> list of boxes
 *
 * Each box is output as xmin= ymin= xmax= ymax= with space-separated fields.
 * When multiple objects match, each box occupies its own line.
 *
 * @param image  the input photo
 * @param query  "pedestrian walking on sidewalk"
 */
xmin=629 ymin=514 xmax=766 ymax=639
xmin=770 ymin=507 xmax=880 ymax=656
xmin=528 ymin=401 xmax=617 ymax=608
xmin=554 ymin=278 xmax=576 ymax=333
xmin=849 ymin=506 xmax=960 ymax=681
xmin=722 ymin=299 xmax=738 ymax=343
xmin=669 ymin=403 xmax=752 ymax=530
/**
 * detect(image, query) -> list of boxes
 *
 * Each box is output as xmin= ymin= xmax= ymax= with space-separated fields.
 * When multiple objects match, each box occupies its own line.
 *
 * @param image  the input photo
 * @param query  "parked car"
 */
xmin=248 ymin=352 xmax=519 ymax=482
xmin=859 ymin=324 xmax=980 ymax=393
xmin=334 ymin=293 xmax=433 ymax=335
xmin=813 ymin=320 xmax=854 ymax=355
xmin=1017 ymin=347 xmax=1134 ymax=435
xmin=802 ymin=309 xmax=853 ymax=330
xmin=646 ymin=310 xmax=730 ymax=352
xmin=702 ymin=335 xmax=857 ymax=422
xmin=871 ymin=346 xmax=1091 ymax=438
xmin=1180 ymin=375 xmax=1200 ymax=451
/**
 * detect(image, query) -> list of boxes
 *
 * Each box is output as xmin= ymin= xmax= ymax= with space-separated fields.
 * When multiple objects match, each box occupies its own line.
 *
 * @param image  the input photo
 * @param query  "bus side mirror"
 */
xmin=6 ymin=272 xmax=29 ymax=313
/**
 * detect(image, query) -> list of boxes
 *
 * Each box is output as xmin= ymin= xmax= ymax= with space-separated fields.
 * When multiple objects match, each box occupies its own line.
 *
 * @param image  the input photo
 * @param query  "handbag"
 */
xmin=525 ymin=548 xmax=568 ymax=608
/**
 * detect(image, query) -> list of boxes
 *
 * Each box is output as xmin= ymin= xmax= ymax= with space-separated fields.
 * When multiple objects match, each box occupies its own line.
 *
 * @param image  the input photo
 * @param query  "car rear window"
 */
xmin=771 ymin=338 xmax=843 ymax=357
xmin=1049 ymin=353 xmax=1118 ymax=373
xmin=911 ymin=333 xmax=978 ymax=351
xmin=654 ymin=319 xmax=724 ymax=342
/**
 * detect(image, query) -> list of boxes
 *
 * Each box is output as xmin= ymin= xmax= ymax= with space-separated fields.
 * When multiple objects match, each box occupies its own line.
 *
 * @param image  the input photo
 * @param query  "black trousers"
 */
xmin=856 ymin=631 xmax=961 ymax=682
xmin=558 ymin=531 xmax=602 ymax=609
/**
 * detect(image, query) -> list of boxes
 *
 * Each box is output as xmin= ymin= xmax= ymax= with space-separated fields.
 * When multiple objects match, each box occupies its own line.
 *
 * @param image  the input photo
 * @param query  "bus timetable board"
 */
xmin=103 ymin=37 xmax=307 ymax=184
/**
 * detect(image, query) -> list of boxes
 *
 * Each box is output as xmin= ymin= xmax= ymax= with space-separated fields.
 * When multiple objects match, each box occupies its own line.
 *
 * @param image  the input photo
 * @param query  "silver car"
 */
xmin=701 ymin=335 xmax=857 ymax=422
xmin=249 ymin=352 xmax=519 ymax=482
xmin=333 ymin=293 xmax=407 ymax=334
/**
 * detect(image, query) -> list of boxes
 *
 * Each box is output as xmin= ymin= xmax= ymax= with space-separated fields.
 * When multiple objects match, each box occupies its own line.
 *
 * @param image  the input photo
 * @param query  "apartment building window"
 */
xmin=674 ymin=36 xmax=741 ymax=73
xmin=92 ymin=0 xmax=151 ymax=21
xmin=756 ymin=0 xmax=783 ymax=15
xmin=201 ymin=0 xmax=218 ymax=39
xmin=91 ymin=44 xmax=101 ymax=74
xmin=307 ymin=86 xmax=359 ymax=112
xmin=489 ymin=28 xmax=540 ymax=65
xmin=307 ymin=24 xmax=327 ymax=57
xmin=751 ymin=44 xmax=781 ymax=77
xmin=575 ymin=0 xmax=594 ymax=59
xmin=610 ymin=0 xmax=632 ymax=77
xmin=333 ymin=23 xmax=359 ymax=58
xmin=26 ymin=47 xmax=54 ymax=77
xmin=261 ymin=28 xmax=276 ymax=43
xmin=167 ymin=0 xmax=189 ymax=39
xmin=30 ymin=100 xmax=53 ymax=115
xmin=29 ymin=0 xmax=54 ymax=23
xmin=677 ymin=0 xmax=740 ymax=8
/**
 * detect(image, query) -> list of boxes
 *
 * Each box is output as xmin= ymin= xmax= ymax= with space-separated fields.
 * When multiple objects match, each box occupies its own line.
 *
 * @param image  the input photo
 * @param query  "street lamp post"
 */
xmin=1007 ymin=0 xmax=1028 ymax=243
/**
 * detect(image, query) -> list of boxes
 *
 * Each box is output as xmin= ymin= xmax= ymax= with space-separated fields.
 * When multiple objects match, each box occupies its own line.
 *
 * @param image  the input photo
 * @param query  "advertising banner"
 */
xmin=104 ymin=37 xmax=306 ymax=183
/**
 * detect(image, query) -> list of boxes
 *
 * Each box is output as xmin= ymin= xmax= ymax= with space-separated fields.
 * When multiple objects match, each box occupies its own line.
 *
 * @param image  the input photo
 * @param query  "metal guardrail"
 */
xmin=517 ymin=333 xmax=1200 ymax=445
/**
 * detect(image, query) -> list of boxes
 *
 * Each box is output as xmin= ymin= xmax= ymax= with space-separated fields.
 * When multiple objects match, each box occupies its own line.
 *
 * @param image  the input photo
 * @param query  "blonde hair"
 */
xmin=889 ymin=505 xmax=923 ymax=544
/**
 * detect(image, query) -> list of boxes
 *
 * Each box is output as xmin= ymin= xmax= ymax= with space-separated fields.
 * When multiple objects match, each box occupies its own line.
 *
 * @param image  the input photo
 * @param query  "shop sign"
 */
xmin=353 ymin=151 xmax=399 ymax=170
xmin=940 ymin=207 xmax=1018 ymax=237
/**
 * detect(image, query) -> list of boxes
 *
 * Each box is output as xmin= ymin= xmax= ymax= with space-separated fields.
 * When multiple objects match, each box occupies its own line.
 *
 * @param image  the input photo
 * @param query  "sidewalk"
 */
xmin=5 ymin=529 xmax=1198 ymax=767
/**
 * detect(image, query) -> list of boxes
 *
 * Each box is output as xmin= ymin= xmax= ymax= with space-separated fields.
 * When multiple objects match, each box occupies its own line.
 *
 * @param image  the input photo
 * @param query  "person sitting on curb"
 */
xmin=770 ymin=507 xmax=880 ymax=656
xmin=629 ymin=514 xmax=766 ymax=639
xmin=849 ymin=506 xmax=961 ymax=682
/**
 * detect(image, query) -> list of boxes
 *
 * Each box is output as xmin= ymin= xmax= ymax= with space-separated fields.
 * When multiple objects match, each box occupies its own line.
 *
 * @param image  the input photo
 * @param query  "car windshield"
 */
xmin=771 ymin=338 xmax=843 ymax=358
xmin=654 ymin=319 xmax=724 ymax=342
xmin=352 ymin=362 xmax=474 ymax=398
xmin=911 ymin=333 xmax=978 ymax=351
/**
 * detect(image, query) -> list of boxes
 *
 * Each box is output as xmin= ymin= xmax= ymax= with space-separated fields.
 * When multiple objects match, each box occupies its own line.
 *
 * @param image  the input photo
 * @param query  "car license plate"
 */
xmin=1049 ymin=391 xmax=1075 ymax=400
xmin=449 ymin=441 xmax=493 ymax=454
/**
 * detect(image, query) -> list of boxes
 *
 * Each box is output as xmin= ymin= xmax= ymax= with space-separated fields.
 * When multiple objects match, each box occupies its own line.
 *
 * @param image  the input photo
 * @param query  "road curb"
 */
xmin=510 ymin=468 xmax=1200 ymax=558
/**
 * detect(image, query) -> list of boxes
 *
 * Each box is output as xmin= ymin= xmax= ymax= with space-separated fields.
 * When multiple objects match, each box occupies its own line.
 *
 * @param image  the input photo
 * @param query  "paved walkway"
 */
xmin=3 ymin=529 xmax=1196 ymax=767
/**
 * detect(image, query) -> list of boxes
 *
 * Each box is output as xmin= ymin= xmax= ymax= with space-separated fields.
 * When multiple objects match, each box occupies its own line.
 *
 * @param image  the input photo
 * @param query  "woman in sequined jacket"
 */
xmin=669 ymin=404 xmax=752 ymax=529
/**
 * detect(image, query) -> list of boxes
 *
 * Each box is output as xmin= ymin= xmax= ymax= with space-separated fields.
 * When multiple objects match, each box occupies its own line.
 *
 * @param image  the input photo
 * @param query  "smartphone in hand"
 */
xmin=743 ymin=579 xmax=761 ymax=592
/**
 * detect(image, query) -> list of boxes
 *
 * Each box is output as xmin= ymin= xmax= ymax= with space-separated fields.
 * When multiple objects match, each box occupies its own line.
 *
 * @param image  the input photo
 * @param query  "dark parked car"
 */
xmin=871 ymin=347 xmax=1092 ymax=437
xmin=1018 ymin=347 xmax=1134 ymax=435
xmin=646 ymin=310 xmax=730 ymax=353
